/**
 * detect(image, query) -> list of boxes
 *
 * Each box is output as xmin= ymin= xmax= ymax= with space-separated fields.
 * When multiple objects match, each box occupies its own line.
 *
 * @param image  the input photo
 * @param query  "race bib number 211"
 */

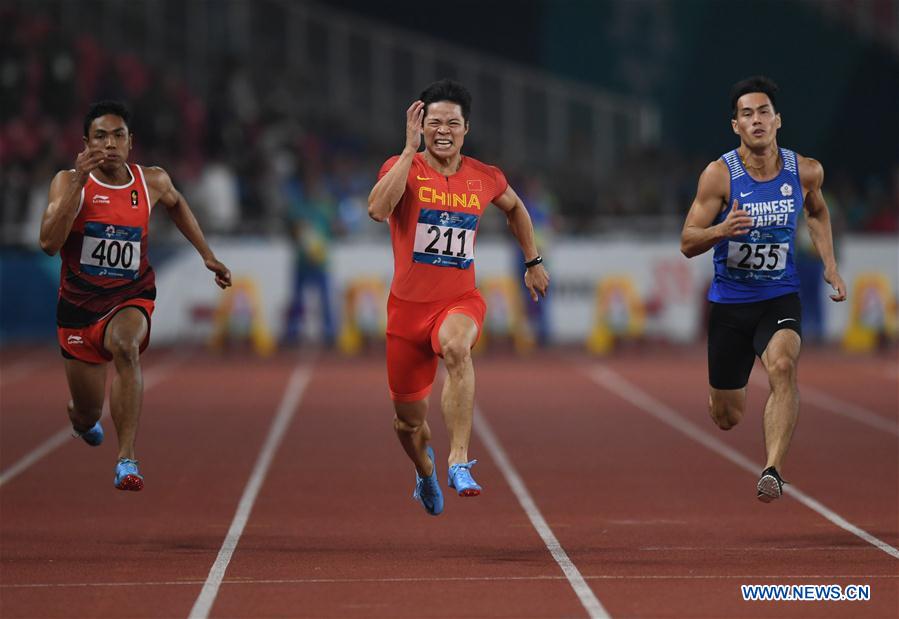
xmin=412 ymin=208 xmax=478 ymax=269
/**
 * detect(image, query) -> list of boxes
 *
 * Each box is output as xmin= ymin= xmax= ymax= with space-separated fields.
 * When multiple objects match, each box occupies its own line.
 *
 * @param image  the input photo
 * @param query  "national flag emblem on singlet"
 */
xmin=412 ymin=208 xmax=478 ymax=269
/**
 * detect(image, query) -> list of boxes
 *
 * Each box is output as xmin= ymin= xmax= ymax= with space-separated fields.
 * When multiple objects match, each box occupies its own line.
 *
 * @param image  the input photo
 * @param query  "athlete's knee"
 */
xmin=709 ymin=398 xmax=743 ymax=430
xmin=768 ymin=356 xmax=797 ymax=385
xmin=107 ymin=336 xmax=141 ymax=365
xmin=393 ymin=415 xmax=423 ymax=435
xmin=441 ymin=337 xmax=472 ymax=369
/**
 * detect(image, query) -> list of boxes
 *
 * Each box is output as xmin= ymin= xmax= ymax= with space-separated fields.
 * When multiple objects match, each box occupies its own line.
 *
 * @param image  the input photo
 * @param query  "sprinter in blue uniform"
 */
xmin=680 ymin=76 xmax=846 ymax=502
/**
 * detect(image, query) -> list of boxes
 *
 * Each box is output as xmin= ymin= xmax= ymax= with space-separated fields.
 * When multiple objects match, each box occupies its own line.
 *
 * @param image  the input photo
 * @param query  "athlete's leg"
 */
xmin=760 ymin=329 xmax=801 ymax=472
xmin=64 ymin=358 xmax=107 ymax=432
xmin=707 ymin=301 xmax=753 ymax=431
xmin=103 ymin=307 xmax=149 ymax=460
xmin=437 ymin=312 xmax=479 ymax=467
xmin=708 ymin=387 xmax=746 ymax=430
xmin=393 ymin=399 xmax=433 ymax=477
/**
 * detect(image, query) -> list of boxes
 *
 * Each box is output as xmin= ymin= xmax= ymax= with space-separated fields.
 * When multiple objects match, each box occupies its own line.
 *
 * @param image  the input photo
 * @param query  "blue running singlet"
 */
xmin=708 ymin=148 xmax=802 ymax=303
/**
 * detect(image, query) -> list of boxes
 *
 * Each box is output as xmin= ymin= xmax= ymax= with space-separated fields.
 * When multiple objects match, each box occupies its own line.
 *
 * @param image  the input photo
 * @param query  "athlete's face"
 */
xmin=84 ymin=114 xmax=132 ymax=171
xmin=422 ymin=101 xmax=468 ymax=160
xmin=732 ymin=92 xmax=781 ymax=149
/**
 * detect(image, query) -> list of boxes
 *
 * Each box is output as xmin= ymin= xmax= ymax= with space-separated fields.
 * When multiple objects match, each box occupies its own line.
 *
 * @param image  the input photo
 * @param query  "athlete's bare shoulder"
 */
xmin=140 ymin=165 xmax=172 ymax=188
xmin=48 ymin=169 xmax=80 ymax=197
xmin=796 ymin=153 xmax=824 ymax=185
xmin=697 ymin=159 xmax=730 ymax=196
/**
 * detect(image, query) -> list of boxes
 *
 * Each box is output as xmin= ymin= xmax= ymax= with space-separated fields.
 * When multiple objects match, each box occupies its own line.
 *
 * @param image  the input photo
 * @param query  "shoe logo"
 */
xmin=67 ymin=335 xmax=84 ymax=345
xmin=416 ymin=175 xmax=432 ymax=181
xmin=777 ymin=318 xmax=797 ymax=324
xmin=740 ymin=191 xmax=753 ymax=198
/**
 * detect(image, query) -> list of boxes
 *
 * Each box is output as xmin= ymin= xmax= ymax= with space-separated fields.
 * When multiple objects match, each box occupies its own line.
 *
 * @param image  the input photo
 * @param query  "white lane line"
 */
xmin=749 ymin=375 xmax=898 ymax=437
xmin=474 ymin=405 xmax=612 ymax=619
xmin=188 ymin=365 xmax=311 ymax=619
xmin=0 ymin=356 xmax=185 ymax=488
xmin=589 ymin=366 xmax=899 ymax=561
xmin=6 ymin=573 xmax=898 ymax=589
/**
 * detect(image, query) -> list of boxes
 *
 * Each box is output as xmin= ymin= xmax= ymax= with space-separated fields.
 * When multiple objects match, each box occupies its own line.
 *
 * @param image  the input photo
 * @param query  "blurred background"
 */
xmin=1 ymin=0 xmax=897 ymax=356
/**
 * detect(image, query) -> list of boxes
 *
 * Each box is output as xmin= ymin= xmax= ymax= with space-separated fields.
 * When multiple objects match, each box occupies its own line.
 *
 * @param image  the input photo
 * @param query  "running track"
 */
xmin=1 ymin=345 xmax=896 ymax=618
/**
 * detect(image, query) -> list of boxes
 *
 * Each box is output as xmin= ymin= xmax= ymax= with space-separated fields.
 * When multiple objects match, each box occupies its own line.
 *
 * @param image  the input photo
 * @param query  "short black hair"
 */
xmin=420 ymin=79 xmax=471 ymax=122
xmin=83 ymin=100 xmax=131 ymax=137
xmin=730 ymin=76 xmax=779 ymax=118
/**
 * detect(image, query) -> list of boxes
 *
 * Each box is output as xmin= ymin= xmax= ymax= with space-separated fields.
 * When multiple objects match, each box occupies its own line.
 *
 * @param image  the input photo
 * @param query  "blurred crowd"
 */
xmin=2 ymin=4 xmax=896 ymax=252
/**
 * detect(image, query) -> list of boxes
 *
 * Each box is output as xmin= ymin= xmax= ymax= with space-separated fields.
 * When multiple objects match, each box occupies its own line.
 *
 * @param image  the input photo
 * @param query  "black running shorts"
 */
xmin=707 ymin=292 xmax=802 ymax=390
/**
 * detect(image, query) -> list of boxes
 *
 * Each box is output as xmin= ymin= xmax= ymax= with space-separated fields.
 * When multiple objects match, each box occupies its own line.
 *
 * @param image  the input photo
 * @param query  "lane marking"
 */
xmin=474 ymin=405 xmax=612 ymax=619
xmin=0 ymin=353 xmax=188 ymax=488
xmin=4 ymin=573 xmax=897 ymax=589
xmin=749 ymin=374 xmax=898 ymax=437
xmin=188 ymin=365 xmax=311 ymax=619
xmin=589 ymin=366 xmax=899 ymax=561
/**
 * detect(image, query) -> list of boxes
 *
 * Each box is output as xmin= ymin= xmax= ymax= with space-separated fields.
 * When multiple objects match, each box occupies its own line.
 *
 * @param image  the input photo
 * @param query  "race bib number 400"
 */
xmin=412 ymin=208 xmax=478 ymax=269
xmin=80 ymin=222 xmax=142 ymax=280
xmin=727 ymin=241 xmax=788 ymax=275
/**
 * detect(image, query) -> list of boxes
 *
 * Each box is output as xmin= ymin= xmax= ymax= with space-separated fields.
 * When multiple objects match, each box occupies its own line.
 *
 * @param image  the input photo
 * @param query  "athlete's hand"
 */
xmin=824 ymin=267 xmax=846 ymax=302
xmin=717 ymin=200 xmax=754 ymax=238
xmin=525 ymin=264 xmax=549 ymax=302
xmin=205 ymin=257 xmax=232 ymax=289
xmin=403 ymin=100 xmax=424 ymax=154
xmin=74 ymin=147 xmax=106 ymax=184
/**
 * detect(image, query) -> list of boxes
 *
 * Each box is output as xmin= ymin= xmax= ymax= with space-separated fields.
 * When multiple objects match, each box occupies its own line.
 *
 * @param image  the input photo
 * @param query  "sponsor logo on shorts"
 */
xmin=67 ymin=335 xmax=84 ymax=345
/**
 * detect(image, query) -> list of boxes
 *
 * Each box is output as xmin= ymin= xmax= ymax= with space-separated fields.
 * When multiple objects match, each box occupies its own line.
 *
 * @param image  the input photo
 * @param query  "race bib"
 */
xmin=412 ymin=209 xmax=478 ymax=269
xmin=726 ymin=241 xmax=788 ymax=278
xmin=80 ymin=222 xmax=142 ymax=280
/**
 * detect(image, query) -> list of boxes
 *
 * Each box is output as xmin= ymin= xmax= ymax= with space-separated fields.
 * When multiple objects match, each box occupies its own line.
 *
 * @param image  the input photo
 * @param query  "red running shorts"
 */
xmin=386 ymin=289 xmax=486 ymax=403
xmin=58 ymin=298 xmax=155 ymax=364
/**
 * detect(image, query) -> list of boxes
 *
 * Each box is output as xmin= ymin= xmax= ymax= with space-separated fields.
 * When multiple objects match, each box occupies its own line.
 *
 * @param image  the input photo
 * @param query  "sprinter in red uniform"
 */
xmin=39 ymin=101 xmax=231 ymax=491
xmin=368 ymin=80 xmax=549 ymax=515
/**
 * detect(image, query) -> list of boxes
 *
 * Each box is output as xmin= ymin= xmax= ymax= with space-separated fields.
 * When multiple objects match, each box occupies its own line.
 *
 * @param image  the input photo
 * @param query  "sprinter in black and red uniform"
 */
xmin=39 ymin=101 xmax=231 ymax=491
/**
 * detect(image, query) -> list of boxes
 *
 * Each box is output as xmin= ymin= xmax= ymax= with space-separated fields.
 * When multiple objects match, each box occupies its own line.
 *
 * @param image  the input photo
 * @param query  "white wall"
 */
xmin=152 ymin=236 xmax=898 ymax=344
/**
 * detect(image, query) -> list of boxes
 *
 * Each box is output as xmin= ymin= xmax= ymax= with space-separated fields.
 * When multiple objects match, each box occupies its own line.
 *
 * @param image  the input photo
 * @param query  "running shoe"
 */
xmin=448 ymin=459 xmax=482 ymax=497
xmin=412 ymin=446 xmax=443 ymax=516
xmin=756 ymin=466 xmax=785 ymax=503
xmin=114 ymin=458 xmax=144 ymax=492
xmin=72 ymin=420 xmax=104 ymax=447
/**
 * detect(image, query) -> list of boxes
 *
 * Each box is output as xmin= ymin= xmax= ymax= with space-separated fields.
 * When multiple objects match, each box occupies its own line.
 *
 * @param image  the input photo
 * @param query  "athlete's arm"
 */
xmin=494 ymin=185 xmax=550 ymax=302
xmin=145 ymin=166 xmax=232 ymax=289
xmin=39 ymin=147 xmax=106 ymax=255
xmin=367 ymin=101 xmax=423 ymax=222
xmin=800 ymin=156 xmax=846 ymax=302
xmin=680 ymin=160 xmax=753 ymax=258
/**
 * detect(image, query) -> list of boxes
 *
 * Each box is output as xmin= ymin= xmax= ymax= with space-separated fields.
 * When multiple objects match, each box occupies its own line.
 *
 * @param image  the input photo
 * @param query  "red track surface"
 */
xmin=1 ymin=345 xmax=896 ymax=618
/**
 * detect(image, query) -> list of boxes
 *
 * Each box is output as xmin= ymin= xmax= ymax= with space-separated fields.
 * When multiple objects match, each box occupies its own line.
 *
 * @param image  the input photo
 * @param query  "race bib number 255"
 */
xmin=727 ymin=241 xmax=788 ymax=272
xmin=80 ymin=222 xmax=142 ymax=280
xmin=412 ymin=208 xmax=478 ymax=269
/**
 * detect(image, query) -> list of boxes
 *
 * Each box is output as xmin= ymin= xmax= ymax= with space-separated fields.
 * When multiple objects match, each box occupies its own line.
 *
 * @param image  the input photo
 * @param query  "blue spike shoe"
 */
xmin=412 ymin=446 xmax=443 ymax=516
xmin=448 ymin=459 xmax=482 ymax=496
xmin=73 ymin=420 xmax=104 ymax=447
xmin=114 ymin=458 xmax=144 ymax=492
